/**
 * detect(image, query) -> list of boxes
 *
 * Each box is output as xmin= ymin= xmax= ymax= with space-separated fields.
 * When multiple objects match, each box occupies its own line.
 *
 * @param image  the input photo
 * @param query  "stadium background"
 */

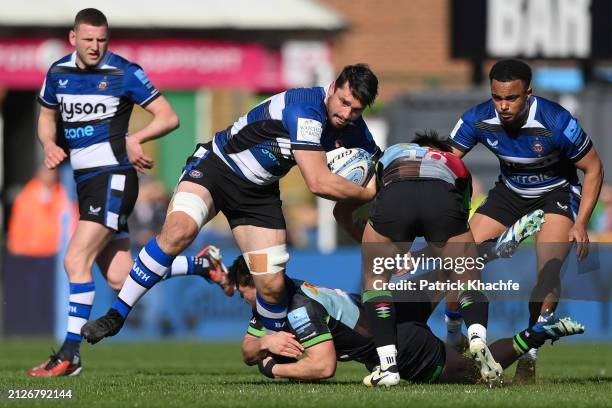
xmin=0 ymin=0 xmax=611 ymax=351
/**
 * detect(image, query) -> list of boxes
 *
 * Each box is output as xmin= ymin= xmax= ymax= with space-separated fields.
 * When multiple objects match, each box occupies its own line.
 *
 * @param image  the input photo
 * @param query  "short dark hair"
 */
xmin=335 ymin=64 xmax=379 ymax=107
xmin=489 ymin=59 xmax=532 ymax=90
xmin=228 ymin=255 xmax=254 ymax=288
xmin=74 ymin=8 xmax=108 ymax=29
xmin=411 ymin=130 xmax=452 ymax=152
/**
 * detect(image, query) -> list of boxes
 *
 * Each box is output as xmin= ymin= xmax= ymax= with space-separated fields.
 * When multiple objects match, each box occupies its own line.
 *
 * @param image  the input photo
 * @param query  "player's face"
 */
xmin=490 ymin=79 xmax=532 ymax=127
xmin=326 ymin=81 xmax=366 ymax=129
xmin=70 ymin=24 xmax=109 ymax=68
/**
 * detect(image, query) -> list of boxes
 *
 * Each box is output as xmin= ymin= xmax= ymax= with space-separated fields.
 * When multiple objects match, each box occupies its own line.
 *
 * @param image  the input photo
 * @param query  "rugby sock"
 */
xmin=61 ymin=281 xmax=95 ymax=358
xmin=163 ymin=256 xmax=215 ymax=281
xmin=256 ymin=292 xmax=288 ymax=331
xmin=458 ymin=290 xmax=489 ymax=343
xmin=444 ymin=307 xmax=464 ymax=346
xmin=363 ymin=290 xmax=397 ymax=369
xmin=111 ymin=238 xmax=174 ymax=319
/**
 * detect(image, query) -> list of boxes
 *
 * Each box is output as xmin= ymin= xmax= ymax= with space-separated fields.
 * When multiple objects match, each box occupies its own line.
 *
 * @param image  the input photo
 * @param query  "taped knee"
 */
xmin=243 ymin=244 xmax=289 ymax=275
xmin=168 ymin=192 xmax=209 ymax=229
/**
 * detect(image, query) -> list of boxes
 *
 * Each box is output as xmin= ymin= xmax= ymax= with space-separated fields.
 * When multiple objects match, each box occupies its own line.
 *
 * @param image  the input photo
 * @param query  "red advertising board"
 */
xmin=0 ymin=38 xmax=284 ymax=90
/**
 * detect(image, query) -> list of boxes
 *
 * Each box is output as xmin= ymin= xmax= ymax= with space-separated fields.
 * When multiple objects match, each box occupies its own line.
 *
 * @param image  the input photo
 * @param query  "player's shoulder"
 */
xmin=104 ymin=52 xmax=141 ymax=72
xmin=47 ymin=53 xmax=77 ymax=73
xmin=532 ymin=95 xmax=573 ymax=129
xmin=283 ymin=86 xmax=327 ymax=117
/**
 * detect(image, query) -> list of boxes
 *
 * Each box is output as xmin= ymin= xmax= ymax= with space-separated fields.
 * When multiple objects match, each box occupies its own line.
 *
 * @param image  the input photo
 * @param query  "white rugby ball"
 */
xmin=326 ymin=147 xmax=374 ymax=186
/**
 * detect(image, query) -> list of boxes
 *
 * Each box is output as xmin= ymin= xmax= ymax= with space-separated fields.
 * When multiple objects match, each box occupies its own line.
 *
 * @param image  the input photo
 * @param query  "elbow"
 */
xmin=169 ymin=113 xmax=180 ymax=131
xmin=306 ymin=178 xmax=326 ymax=196
xmin=318 ymin=363 xmax=336 ymax=379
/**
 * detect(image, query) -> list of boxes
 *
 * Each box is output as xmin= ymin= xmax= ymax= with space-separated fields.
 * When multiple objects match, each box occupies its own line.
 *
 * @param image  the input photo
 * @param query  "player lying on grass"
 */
xmin=230 ymin=256 xmax=584 ymax=385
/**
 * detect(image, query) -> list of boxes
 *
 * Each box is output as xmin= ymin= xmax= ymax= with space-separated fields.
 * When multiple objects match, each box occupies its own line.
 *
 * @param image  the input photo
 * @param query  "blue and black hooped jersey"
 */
xmin=39 ymin=51 xmax=160 ymax=178
xmin=247 ymin=279 xmax=377 ymax=366
xmin=212 ymin=85 xmax=380 ymax=186
xmin=449 ymin=96 xmax=592 ymax=198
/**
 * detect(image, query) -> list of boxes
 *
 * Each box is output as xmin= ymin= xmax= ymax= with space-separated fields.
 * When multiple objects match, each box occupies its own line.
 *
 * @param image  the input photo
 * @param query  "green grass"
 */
xmin=0 ymin=340 xmax=610 ymax=407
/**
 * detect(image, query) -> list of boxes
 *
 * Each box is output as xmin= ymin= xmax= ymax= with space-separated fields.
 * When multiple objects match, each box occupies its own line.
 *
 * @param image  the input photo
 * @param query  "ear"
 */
xmin=327 ymin=81 xmax=336 ymax=97
xmin=69 ymin=30 xmax=76 ymax=47
xmin=526 ymin=87 xmax=533 ymax=98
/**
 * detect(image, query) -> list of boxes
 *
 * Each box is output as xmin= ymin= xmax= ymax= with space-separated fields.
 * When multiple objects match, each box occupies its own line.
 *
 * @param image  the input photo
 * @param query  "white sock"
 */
xmin=445 ymin=316 xmax=464 ymax=346
xmin=467 ymin=323 xmax=487 ymax=344
xmin=165 ymin=256 xmax=189 ymax=279
xmin=376 ymin=345 xmax=397 ymax=370
xmin=519 ymin=348 xmax=538 ymax=361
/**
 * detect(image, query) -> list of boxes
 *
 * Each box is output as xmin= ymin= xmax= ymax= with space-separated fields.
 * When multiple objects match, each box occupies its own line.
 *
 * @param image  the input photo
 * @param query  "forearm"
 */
xmin=272 ymin=356 xmax=333 ymax=380
xmin=37 ymin=112 xmax=58 ymax=147
xmin=576 ymin=166 xmax=603 ymax=227
xmin=129 ymin=112 xmax=179 ymax=144
xmin=312 ymin=173 xmax=372 ymax=203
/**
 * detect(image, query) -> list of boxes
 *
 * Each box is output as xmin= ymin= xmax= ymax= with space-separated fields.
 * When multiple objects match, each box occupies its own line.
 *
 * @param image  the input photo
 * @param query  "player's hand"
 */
xmin=261 ymin=331 xmax=304 ymax=358
xmin=127 ymin=136 xmax=154 ymax=173
xmin=43 ymin=142 xmax=67 ymax=169
xmin=568 ymin=223 xmax=589 ymax=260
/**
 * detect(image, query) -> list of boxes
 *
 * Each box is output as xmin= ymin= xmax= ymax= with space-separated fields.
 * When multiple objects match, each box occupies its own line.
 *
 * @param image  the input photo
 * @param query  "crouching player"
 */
xmin=231 ymin=257 xmax=584 ymax=385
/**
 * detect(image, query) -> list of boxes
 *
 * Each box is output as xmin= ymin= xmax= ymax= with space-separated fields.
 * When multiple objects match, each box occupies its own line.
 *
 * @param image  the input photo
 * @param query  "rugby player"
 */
xmin=81 ymin=65 xmax=380 ymax=344
xmin=355 ymin=133 xmax=498 ymax=386
xmin=28 ymin=9 xmax=230 ymax=377
xmin=231 ymin=256 xmax=585 ymax=385
xmin=446 ymin=59 xmax=603 ymax=382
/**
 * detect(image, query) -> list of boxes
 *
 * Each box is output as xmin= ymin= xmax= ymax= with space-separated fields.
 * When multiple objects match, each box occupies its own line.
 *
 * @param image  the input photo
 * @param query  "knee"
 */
xmin=243 ymin=245 xmax=289 ymax=301
xmin=106 ymin=273 xmax=127 ymax=292
xmin=159 ymin=214 xmax=199 ymax=254
xmin=64 ymin=251 xmax=92 ymax=280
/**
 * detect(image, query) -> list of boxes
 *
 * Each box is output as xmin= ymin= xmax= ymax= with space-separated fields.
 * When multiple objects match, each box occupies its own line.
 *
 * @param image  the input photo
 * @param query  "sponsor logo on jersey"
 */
xmin=508 ymin=172 xmax=552 ymax=184
xmin=189 ymin=169 xmax=203 ymax=178
xmin=556 ymin=201 xmax=569 ymax=211
xmin=119 ymin=214 xmax=128 ymax=226
xmin=288 ymin=306 xmax=312 ymax=335
xmin=296 ymin=117 xmax=323 ymax=143
xmin=88 ymin=205 xmax=101 ymax=216
xmin=59 ymin=96 xmax=107 ymax=120
xmin=533 ymin=142 xmax=543 ymax=153
xmin=64 ymin=125 xmax=95 ymax=140
xmin=486 ymin=138 xmax=499 ymax=148
xmin=134 ymin=68 xmax=154 ymax=90
xmin=58 ymin=79 xmax=69 ymax=88
xmin=563 ymin=118 xmax=583 ymax=145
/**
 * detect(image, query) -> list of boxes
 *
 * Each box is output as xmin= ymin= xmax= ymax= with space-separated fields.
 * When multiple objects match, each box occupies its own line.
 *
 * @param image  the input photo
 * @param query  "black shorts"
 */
xmin=476 ymin=181 xmax=580 ymax=226
xmin=369 ymin=179 xmax=470 ymax=242
xmin=179 ymin=142 xmax=286 ymax=230
xmin=76 ymin=169 xmax=138 ymax=233
xmin=396 ymin=321 xmax=446 ymax=383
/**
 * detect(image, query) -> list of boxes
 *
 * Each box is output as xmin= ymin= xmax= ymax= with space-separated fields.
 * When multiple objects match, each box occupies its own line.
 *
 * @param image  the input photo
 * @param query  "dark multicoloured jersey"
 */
xmin=212 ymin=85 xmax=380 ymax=185
xmin=38 ymin=51 xmax=160 ymax=181
xmin=376 ymin=143 xmax=472 ymax=210
xmin=247 ymin=279 xmax=445 ymax=382
xmin=449 ymin=96 xmax=592 ymax=198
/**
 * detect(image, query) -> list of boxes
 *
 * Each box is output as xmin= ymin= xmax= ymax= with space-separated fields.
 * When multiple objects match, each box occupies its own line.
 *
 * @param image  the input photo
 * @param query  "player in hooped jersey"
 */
xmin=447 ymin=59 xmax=603 ymax=382
xmin=355 ymin=132 xmax=499 ymax=386
xmin=28 ymin=9 xmax=230 ymax=377
xmin=81 ymin=65 xmax=380 ymax=344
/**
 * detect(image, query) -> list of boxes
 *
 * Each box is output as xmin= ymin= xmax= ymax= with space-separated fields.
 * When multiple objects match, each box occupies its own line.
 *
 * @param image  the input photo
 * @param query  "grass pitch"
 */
xmin=0 ymin=340 xmax=610 ymax=407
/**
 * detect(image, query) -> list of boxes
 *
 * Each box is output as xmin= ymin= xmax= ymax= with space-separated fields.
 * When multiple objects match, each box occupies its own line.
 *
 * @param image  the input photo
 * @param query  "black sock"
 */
xmin=513 ymin=327 xmax=547 ymax=354
xmin=362 ymin=290 xmax=397 ymax=348
xmin=458 ymin=290 xmax=489 ymax=329
xmin=59 ymin=339 xmax=80 ymax=359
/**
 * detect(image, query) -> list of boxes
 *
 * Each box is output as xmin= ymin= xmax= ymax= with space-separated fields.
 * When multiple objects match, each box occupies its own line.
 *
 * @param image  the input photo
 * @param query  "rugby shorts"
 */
xmin=179 ymin=142 xmax=286 ymax=230
xmin=76 ymin=168 xmax=138 ymax=233
xmin=369 ymin=179 xmax=470 ymax=243
xmin=475 ymin=181 xmax=580 ymax=226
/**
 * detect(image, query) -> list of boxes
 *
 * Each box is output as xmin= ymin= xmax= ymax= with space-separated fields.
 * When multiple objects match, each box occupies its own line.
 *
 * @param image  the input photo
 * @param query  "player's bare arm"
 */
xmin=265 ymin=340 xmax=337 ymax=380
xmin=241 ymin=332 xmax=304 ymax=366
xmin=126 ymin=96 xmax=179 ymax=173
xmin=37 ymin=106 xmax=67 ymax=169
xmin=449 ymin=145 xmax=466 ymax=159
xmin=570 ymin=148 xmax=604 ymax=259
xmin=295 ymin=149 xmax=376 ymax=202
xmin=333 ymin=202 xmax=367 ymax=242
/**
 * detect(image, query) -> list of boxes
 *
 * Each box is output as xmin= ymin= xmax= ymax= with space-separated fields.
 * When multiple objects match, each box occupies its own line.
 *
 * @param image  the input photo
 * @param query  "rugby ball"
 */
xmin=326 ymin=147 xmax=374 ymax=186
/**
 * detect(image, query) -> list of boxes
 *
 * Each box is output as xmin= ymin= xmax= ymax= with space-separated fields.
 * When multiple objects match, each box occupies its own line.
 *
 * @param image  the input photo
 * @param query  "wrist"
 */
xmin=258 ymin=356 xmax=277 ymax=379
